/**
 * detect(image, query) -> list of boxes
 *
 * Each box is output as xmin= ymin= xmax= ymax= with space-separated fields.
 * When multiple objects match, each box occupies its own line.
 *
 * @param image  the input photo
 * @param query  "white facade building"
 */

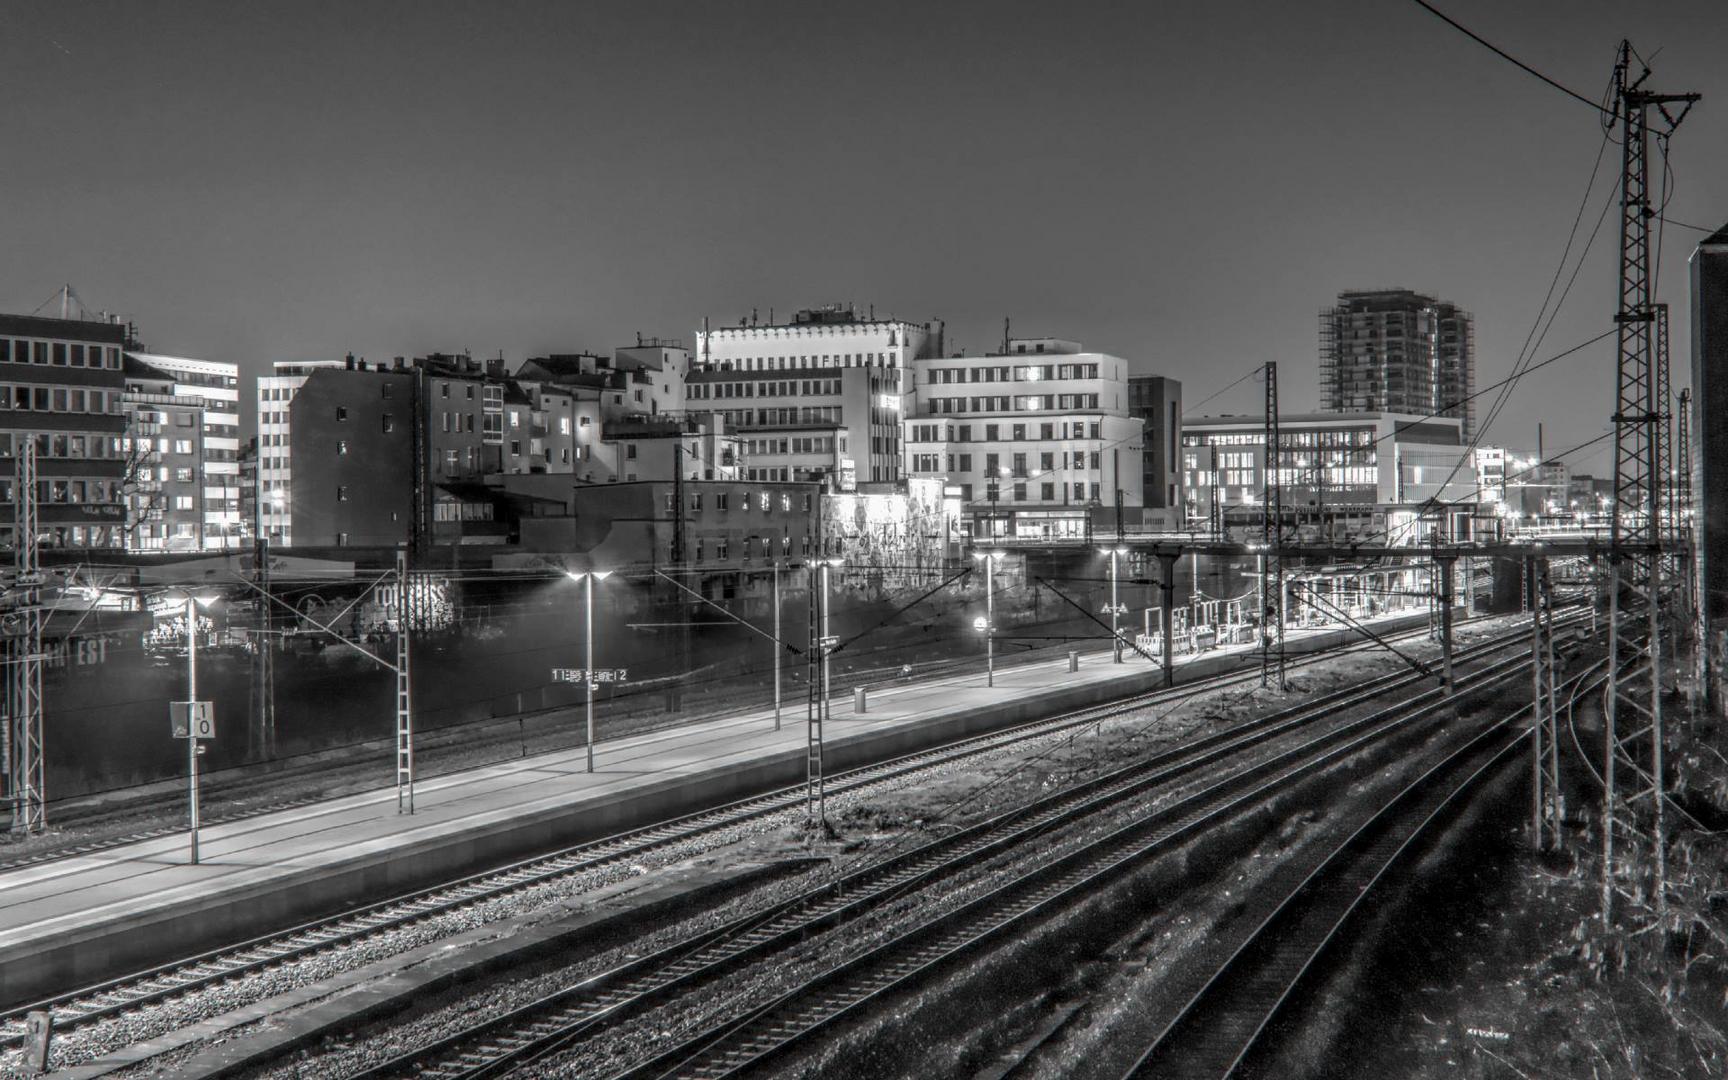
xmin=903 ymin=338 xmax=1145 ymax=539
xmin=693 ymin=305 xmax=940 ymax=485
xmin=257 ymin=359 xmax=346 ymax=545
xmin=127 ymin=352 xmax=243 ymax=549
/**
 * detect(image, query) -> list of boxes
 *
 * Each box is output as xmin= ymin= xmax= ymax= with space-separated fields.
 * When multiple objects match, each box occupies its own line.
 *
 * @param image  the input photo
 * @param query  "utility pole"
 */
xmin=1530 ymin=555 xmax=1562 ymax=849
xmin=7 ymin=442 xmax=45 ymax=833
xmin=1603 ymin=40 xmax=1698 ymax=922
xmin=1262 ymin=362 xmax=1285 ymax=689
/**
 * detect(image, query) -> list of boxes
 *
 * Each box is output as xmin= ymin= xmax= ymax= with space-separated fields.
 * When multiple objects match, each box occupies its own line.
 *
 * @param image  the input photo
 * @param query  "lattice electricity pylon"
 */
xmin=395 ymin=547 xmax=415 ymax=815
xmin=1530 ymin=556 xmax=1563 ymax=850
xmin=7 ymin=442 xmax=45 ymax=834
xmin=1602 ymin=41 xmax=1698 ymax=922
xmin=1261 ymin=361 xmax=1285 ymax=689
xmin=1653 ymin=304 xmax=1689 ymax=621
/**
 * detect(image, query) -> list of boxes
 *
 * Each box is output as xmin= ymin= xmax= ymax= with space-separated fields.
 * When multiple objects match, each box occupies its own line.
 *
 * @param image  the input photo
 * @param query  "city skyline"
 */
xmin=3 ymin=0 xmax=1725 ymax=477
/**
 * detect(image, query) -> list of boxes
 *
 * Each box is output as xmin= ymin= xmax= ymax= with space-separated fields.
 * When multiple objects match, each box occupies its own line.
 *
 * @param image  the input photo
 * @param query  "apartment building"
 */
xmin=0 ymin=314 xmax=129 ymax=552
xmin=257 ymin=358 xmax=346 ymax=545
xmin=902 ymin=338 xmax=1145 ymax=540
xmin=122 ymin=355 xmax=209 ymax=551
xmin=127 ymin=352 xmax=241 ymax=548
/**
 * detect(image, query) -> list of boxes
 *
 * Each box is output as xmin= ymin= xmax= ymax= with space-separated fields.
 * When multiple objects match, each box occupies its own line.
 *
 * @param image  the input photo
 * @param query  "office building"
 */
xmin=1319 ymin=289 xmax=1475 ymax=440
xmin=1127 ymin=375 xmax=1183 ymax=511
xmin=1180 ymin=411 xmax=1472 ymax=543
xmin=693 ymin=305 xmax=941 ymax=485
xmin=126 ymin=352 xmax=241 ymax=549
xmin=902 ymin=338 xmax=1145 ymax=540
xmin=0 ymin=313 xmax=129 ymax=552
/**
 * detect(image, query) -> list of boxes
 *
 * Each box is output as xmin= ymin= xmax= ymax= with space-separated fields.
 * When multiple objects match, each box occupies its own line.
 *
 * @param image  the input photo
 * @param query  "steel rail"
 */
xmin=583 ymin=650 xmax=1543 ymax=1080
xmin=0 ymin=611 xmax=1524 ymax=1046
xmin=350 ymin=626 xmax=1559 ymax=1080
xmin=1122 ymin=657 xmax=1600 ymax=1079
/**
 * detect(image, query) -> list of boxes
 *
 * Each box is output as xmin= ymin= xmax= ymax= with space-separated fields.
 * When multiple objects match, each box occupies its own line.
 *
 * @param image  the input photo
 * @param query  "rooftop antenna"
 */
xmin=1002 ymin=318 xmax=1011 ymax=354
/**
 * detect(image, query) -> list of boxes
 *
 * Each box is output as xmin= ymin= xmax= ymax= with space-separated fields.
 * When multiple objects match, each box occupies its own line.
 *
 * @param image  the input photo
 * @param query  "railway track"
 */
xmin=0 ymin=611 xmax=1504 ymax=1054
xmin=350 ymin=621 xmax=1563 ymax=1080
xmin=1121 ymin=647 xmax=1595 ymax=1079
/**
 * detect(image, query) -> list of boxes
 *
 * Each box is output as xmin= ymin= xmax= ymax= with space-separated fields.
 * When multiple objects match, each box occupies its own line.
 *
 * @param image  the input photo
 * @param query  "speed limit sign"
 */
xmin=170 ymin=701 xmax=216 ymax=740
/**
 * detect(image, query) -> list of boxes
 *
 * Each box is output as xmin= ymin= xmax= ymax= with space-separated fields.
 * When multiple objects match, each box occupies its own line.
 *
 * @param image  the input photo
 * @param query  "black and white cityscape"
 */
xmin=2 ymin=2 xmax=1727 ymax=1077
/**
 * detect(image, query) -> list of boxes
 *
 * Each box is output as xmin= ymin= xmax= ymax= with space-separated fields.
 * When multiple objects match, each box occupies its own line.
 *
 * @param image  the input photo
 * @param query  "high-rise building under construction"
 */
xmin=1318 ymin=289 xmax=1474 ymax=440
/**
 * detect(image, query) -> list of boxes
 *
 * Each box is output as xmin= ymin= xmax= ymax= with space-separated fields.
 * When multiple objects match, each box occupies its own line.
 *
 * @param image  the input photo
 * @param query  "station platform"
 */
xmin=0 ymin=615 xmax=1432 ymax=1010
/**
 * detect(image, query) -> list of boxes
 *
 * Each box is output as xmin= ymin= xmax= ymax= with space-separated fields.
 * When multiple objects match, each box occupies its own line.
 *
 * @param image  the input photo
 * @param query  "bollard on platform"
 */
xmin=1069 ymin=649 xmax=1080 ymax=673
xmin=854 ymin=687 xmax=867 ymax=713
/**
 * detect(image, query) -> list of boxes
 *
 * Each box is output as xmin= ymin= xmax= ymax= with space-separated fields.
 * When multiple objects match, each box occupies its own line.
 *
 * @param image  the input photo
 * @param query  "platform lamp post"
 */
xmin=972 ymin=550 xmax=1004 ymax=686
xmin=1101 ymin=546 xmax=1128 ymax=662
xmin=567 ymin=570 xmax=612 ymax=772
xmin=179 ymin=592 xmax=221 ymax=865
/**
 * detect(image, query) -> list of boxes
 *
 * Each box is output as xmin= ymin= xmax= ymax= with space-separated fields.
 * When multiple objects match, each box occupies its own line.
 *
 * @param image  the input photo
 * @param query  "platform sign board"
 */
xmin=551 ymin=668 xmax=627 ymax=685
xmin=170 ymin=701 xmax=216 ymax=739
xmin=23 ymin=1010 xmax=51 ymax=1074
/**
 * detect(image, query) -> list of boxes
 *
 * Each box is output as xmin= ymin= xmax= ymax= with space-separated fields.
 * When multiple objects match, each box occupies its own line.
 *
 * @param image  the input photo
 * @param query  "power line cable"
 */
xmin=1406 ymin=0 xmax=1614 ymax=118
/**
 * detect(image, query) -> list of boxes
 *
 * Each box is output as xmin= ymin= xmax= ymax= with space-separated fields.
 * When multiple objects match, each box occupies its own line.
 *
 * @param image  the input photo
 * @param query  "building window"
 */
xmin=337 ymin=486 xmax=348 ymax=501
xmin=336 ymin=406 xmax=348 ymax=421
xmin=382 ymin=414 xmax=394 ymax=433
xmin=626 ymin=444 xmax=637 ymax=460
xmin=338 ymin=441 xmax=349 ymax=455
xmin=1041 ymin=482 xmax=1055 ymax=500
xmin=1013 ymin=482 xmax=1027 ymax=501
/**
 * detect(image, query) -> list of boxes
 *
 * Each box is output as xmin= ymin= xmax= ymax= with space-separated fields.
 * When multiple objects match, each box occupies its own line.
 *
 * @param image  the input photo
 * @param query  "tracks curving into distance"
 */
xmin=1121 ymin=643 xmax=1594 ymax=1079
xmin=0 ymin=613 xmax=1517 ymax=1051
xmin=353 ymin=617 xmax=1575 ymax=1080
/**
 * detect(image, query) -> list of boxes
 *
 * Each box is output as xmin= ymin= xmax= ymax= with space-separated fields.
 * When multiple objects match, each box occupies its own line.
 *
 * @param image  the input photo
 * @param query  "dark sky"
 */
xmin=3 ymin=0 xmax=1724 ymax=474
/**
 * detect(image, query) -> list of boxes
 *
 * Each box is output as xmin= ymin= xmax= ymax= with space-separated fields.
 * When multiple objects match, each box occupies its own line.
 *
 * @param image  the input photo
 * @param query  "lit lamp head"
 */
xmin=972 ymin=615 xmax=989 ymax=633
xmin=565 ymin=570 xmax=613 ymax=582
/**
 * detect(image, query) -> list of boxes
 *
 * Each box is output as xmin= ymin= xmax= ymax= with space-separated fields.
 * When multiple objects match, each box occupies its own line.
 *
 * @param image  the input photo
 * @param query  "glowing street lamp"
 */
xmin=567 ymin=570 xmax=613 ymax=772
xmin=973 ymin=550 xmax=1005 ymax=686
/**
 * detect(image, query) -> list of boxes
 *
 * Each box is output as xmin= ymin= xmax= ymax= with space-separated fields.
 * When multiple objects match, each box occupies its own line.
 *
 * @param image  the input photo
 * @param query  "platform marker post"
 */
xmin=187 ymin=596 xmax=202 ymax=864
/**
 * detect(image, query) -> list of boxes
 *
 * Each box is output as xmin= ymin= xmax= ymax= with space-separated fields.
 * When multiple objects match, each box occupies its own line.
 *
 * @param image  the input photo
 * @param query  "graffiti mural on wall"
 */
xmin=823 ymin=479 xmax=959 ymax=590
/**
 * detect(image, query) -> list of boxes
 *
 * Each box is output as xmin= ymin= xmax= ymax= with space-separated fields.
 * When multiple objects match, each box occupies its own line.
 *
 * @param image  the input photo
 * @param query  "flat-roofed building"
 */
xmin=0 ymin=313 xmax=129 ymax=552
xmin=257 ymin=358 xmax=347 ymax=545
xmin=122 ymin=355 xmax=209 ymax=551
xmin=127 ymin=352 xmax=241 ymax=549
xmin=693 ymin=305 xmax=940 ymax=484
xmin=1181 ymin=410 xmax=1473 ymax=543
xmin=903 ymin=338 xmax=1144 ymax=540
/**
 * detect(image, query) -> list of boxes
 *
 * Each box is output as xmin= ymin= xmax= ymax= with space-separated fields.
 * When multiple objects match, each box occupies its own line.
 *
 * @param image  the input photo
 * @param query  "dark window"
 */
xmin=337 ymin=486 xmax=348 ymax=501
xmin=336 ymin=406 xmax=348 ymax=421
xmin=382 ymin=413 xmax=394 ymax=433
xmin=51 ymin=343 xmax=66 ymax=365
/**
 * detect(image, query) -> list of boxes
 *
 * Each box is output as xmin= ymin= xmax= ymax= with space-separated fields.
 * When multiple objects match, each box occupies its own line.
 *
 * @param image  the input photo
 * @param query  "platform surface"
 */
xmin=0 ymin=616 xmax=1416 ymax=1006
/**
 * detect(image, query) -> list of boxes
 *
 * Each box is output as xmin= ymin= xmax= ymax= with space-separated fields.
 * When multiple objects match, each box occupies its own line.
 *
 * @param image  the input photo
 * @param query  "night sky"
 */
xmin=3 ymin=0 xmax=1724 ymax=476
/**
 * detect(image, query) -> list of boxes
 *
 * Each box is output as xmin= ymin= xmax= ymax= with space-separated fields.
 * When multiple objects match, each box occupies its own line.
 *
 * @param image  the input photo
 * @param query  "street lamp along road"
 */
xmin=566 ymin=570 xmax=612 ymax=773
